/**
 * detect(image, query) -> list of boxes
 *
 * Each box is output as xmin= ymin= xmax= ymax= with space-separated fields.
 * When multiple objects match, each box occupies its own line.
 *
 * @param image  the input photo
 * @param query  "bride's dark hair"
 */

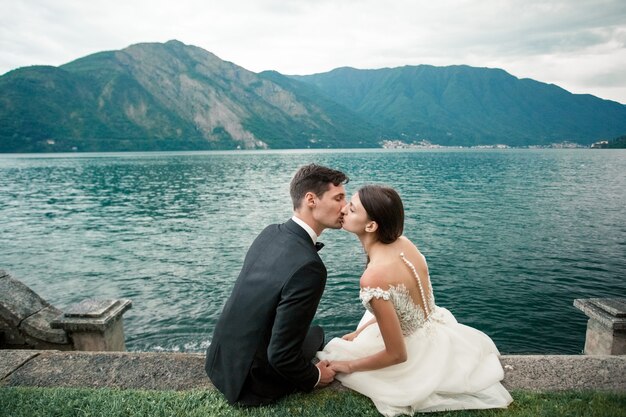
xmin=358 ymin=185 xmax=404 ymax=244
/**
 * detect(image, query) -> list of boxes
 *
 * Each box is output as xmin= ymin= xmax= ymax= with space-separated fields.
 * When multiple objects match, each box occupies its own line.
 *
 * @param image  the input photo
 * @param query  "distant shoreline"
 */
xmin=2 ymin=144 xmax=625 ymax=156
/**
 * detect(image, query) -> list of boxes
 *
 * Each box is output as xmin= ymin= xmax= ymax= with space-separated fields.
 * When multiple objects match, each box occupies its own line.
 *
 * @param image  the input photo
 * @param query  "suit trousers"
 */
xmin=237 ymin=325 xmax=325 ymax=406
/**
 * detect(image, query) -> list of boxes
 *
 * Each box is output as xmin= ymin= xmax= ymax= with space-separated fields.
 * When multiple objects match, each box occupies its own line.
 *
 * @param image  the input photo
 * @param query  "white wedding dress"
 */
xmin=317 ymin=253 xmax=512 ymax=416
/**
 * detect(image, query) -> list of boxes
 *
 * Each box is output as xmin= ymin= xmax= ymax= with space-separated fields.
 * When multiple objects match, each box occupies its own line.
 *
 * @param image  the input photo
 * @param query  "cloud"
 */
xmin=1 ymin=0 xmax=625 ymax=103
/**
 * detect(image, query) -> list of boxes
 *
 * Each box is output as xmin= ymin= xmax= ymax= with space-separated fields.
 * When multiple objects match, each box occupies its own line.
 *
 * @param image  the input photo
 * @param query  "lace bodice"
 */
xmin=360 ymin=252 xmax=436 ymax=336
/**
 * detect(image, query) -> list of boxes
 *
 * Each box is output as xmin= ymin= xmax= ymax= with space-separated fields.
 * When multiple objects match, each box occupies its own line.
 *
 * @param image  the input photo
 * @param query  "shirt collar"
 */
xmin=291 ymin=215 xmax=318 ymax=244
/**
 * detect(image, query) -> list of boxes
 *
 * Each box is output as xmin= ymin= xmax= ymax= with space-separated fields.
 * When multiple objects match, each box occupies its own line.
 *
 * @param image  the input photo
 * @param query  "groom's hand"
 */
xmin=316 ymin=360 xmax=336 ymax=386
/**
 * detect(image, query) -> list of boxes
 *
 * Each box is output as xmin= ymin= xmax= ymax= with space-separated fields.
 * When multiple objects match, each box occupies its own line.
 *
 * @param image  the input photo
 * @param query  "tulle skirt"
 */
xmin=317 ymin=308 xmax=513 ymax=416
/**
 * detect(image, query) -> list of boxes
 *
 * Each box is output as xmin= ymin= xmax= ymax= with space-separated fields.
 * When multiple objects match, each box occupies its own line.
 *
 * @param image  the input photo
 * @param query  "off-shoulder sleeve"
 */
xmin=360 ymin=287 xmax=391 ymax=306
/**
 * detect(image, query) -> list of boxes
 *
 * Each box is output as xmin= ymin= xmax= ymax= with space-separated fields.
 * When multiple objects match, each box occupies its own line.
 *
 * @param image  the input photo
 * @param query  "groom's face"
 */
xmin=341 ymin=193 xmax=370 ymax=235
xmin=312 ymin=183 xmax=347 ymax=230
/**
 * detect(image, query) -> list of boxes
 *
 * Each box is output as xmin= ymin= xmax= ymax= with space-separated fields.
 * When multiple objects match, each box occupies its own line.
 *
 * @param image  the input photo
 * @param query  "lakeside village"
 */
xmin=381 ymin=139 xmax=611 ymax=149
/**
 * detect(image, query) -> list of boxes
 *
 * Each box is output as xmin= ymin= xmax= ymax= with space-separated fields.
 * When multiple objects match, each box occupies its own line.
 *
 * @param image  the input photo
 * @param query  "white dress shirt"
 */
xmin=291 ymin=216 xmax=318 ymax=244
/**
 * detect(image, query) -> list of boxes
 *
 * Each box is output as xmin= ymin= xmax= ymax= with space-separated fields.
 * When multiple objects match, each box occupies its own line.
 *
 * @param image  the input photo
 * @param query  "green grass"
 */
xmin=0 ymin=387 xmax=625 ymax=417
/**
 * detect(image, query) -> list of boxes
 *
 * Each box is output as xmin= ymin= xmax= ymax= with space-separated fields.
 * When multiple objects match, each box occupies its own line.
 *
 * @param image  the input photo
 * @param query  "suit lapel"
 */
xmin=283 ymin=219 xmax=317 ymax=251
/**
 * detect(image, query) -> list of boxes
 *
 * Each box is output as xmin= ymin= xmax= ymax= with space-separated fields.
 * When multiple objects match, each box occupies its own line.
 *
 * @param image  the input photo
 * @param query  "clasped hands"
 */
xmin=316 ymin=359 xmax=353 ymax=387
xmin=316 ymin=330 xmax=359 ymax=386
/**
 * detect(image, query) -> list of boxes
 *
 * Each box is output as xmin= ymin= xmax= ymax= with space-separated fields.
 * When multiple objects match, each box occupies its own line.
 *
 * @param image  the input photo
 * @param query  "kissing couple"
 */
xmin=205 ymin=164 xmax=512 ymax=416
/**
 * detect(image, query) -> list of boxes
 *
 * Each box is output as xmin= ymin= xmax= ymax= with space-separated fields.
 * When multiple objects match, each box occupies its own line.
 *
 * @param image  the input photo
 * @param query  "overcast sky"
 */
xmin=2 ymin=0 xmax=626 ymax=104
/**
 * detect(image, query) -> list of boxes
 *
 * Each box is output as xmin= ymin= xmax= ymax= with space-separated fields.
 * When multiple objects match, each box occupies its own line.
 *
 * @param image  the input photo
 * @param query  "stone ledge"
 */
xmin=0 ymin=350 xmax=624 ymax=392
xmin=0 ymin=350 xmax=40 ymax=380
xmin=574 ymin=298 xmax=626 ymax=331
xmin=0 ymin=350 xmax=212 ymax=391
xmin=51 ymin=299 xmax=132 ymax=333
xmin=21 ymin=306 xmax=68 ymax=344
xmin=0 ymin=271 xmax=72 ymax=350
xmin=0 ymin=271 xmax=50 ymax=328
xmin=499 ymin=355 xmax=625 ymax=392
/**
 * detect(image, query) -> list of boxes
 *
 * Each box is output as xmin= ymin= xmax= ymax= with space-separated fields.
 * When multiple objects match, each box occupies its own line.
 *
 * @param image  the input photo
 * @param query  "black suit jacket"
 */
xmin=205 ymin=219 xmax=326 ymax=405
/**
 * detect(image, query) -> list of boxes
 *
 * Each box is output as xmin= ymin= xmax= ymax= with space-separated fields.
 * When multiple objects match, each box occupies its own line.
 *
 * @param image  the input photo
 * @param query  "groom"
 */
xmin=205 ymin=163 xmax=349 ymax=406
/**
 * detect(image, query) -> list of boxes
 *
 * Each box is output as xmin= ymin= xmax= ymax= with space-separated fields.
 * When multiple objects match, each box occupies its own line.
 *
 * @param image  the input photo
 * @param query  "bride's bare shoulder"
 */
xmin=360 ymin=264 xmax=390 ymax=289
xmin=399 ymin=235 xmax=421 ymax=251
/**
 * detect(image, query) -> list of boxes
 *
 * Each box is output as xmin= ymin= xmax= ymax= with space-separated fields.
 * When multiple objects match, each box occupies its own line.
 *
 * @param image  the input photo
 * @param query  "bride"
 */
xmin=317 ymin=185 xmax=513 ymax=416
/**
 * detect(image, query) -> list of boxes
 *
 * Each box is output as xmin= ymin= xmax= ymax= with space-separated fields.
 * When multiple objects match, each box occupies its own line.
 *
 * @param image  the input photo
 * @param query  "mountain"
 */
xmin=0 ymin=40 xmax=378 ymax=152
xmin=292 ymin=66 xmax=626 ymax=146
xmin=1 ymin=40 xmax=625 ymax=152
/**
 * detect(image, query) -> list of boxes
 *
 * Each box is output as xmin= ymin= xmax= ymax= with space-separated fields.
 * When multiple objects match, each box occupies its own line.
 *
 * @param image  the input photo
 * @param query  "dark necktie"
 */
xmin=315 ymin=242 xmax=325 ymax=251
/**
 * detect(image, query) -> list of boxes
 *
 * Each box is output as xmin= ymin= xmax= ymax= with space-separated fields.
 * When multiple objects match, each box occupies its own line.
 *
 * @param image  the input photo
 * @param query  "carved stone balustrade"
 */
xmin=1 ymin=269 xmax=132 ymax=352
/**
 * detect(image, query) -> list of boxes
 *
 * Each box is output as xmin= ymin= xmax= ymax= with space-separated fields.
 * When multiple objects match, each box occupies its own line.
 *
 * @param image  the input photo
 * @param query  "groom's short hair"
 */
xmin=290 ymin=164 xmax=349 ymax=209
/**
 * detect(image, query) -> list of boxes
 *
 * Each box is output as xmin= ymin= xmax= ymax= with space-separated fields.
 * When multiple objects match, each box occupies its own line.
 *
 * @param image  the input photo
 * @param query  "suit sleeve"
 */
xmin=266 ymin=260 xmax=326 ymax=391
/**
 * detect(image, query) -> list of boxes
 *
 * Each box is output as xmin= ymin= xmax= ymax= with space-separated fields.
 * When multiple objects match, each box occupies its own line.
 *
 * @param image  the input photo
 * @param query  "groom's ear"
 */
xmin=365 ymin=221 xmax=378 ymax=233
xmin=305 ymin=192 xmax=317 ymax=208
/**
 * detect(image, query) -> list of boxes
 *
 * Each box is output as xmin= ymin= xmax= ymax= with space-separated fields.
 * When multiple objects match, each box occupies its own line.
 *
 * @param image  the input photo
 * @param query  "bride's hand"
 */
xmin=341 ymin=331 xmax=359 ymax=341
xmin=330 ymin=360 xmax=353 ymax=374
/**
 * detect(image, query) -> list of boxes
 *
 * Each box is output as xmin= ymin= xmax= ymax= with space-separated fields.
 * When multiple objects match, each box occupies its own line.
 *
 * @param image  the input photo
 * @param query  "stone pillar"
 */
xmin=51 ymin=299 xmax=132 ymax=351
xmin=574 ymin=298 xmax=626 ymax=355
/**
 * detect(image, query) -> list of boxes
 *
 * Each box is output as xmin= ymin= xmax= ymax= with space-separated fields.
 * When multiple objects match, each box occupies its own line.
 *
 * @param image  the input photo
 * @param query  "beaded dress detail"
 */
xmin=359 ymin=253 xmax=434 ymax=336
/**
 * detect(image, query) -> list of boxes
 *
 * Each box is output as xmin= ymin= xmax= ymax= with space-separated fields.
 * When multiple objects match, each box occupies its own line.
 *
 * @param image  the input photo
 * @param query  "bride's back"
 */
xmin=364 ymin=236 xmax=433 ymax=317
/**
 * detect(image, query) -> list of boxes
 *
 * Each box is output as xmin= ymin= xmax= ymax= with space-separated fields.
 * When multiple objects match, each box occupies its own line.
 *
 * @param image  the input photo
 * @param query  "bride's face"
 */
xmin=341 ymin=193 xmax=371 ymax=235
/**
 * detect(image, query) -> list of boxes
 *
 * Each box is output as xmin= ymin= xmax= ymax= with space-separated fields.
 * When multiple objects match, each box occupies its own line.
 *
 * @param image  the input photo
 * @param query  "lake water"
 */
xmin=0 ymin=149 xmax=624 ymax=354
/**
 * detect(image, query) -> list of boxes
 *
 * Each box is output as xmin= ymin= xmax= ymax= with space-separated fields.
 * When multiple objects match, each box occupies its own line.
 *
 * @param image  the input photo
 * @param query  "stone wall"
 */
xmin=0 ymin=270 xmax=71 ymax=350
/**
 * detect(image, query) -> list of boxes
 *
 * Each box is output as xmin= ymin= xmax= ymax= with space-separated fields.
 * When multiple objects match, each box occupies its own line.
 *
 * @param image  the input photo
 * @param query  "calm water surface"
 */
xmin=0 ymin=149 xmax=624 ymax=354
